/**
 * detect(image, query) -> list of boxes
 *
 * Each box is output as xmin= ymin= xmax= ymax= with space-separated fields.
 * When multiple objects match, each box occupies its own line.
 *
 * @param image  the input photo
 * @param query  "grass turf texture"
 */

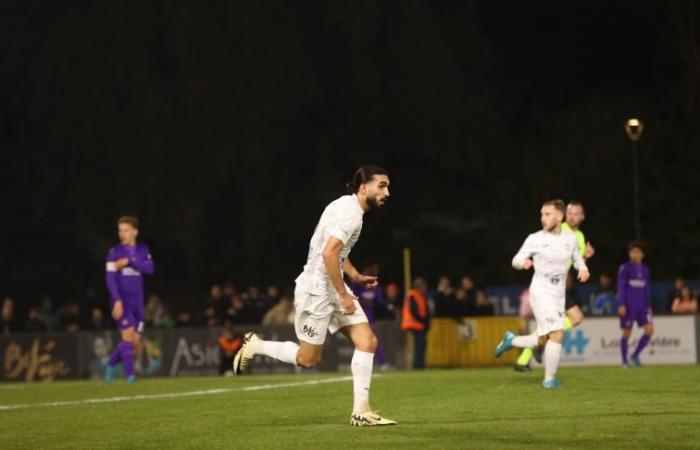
xmin=1 ymin=365 xmax=699 ymax=450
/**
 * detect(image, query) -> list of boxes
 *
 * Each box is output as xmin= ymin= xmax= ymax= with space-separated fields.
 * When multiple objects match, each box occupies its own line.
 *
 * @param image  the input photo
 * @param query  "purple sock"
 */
xmin=108 ymin=346 xmax=122 ymax=367
xmin=374 ymin=345 xmax=386 ymax=366
xmin=119 ymin=341 xmax=135 ymax=377
xmin=620 ymin=336 xmax=629 ymax=364
xmin=633 ymin=334 xmax=651 ymax=358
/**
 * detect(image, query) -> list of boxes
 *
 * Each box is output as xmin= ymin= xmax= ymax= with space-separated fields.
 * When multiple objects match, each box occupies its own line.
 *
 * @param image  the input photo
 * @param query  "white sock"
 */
xmin=251 ymin=340 xmax=299 ymax=365
xmin=512 ymin=334 xmax=538 ymax=348
xmin=351 ymin=349 xmax=374 ymax=413
xmin=544 ymin=340 xmax=562 ymax=382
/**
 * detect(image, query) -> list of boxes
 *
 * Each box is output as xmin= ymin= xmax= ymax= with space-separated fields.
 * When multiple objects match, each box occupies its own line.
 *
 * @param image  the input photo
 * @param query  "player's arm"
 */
xmin=129 ymin=246 xmax=155 ymax=275
xmin=585 ymin=241 xmax=595 ymax=259
xmin=512 ymin=235 xmax=535 ymax=270
xmin=343 ymin=258 xmax=378 ymax=288
xmin=571 ymin=238 xmax=590 ymax=282
xmin=105 ymin=250 xmax=124 ymax=320
xmin=323 ymin=237 xmax=357 ymax=315
xmin=617 ymin=265 xmax=628 ymax=317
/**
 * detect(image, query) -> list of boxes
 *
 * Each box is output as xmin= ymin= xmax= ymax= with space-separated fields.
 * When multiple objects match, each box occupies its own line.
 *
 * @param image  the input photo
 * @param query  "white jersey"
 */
xmin=295 ymin=194 xmax=364 ymax=295
xmin=512 ymin=229 xmax=587 ymax=296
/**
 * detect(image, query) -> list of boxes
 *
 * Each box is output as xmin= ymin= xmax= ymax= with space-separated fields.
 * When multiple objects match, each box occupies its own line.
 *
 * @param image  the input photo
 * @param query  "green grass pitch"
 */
xmin=2 ymin=365 xmax=699 ymax=449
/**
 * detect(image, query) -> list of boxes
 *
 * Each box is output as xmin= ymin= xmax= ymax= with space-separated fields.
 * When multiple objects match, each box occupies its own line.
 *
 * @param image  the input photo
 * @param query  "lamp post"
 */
xmin=624 ymin=118 xmax=644 ymax=239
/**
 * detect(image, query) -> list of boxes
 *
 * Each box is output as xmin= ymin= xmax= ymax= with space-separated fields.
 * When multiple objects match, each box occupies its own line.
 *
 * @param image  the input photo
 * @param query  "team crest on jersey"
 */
xmin=303 ymin=324 xmax=317 ymax=338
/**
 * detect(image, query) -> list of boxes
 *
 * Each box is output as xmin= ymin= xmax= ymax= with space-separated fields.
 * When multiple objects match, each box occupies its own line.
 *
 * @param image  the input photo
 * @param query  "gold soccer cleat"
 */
xmin=350 ymin=411 xmax=397 ymax=427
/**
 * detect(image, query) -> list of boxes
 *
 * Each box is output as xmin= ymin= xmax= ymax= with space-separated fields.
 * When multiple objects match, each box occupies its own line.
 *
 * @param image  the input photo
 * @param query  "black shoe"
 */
xmin=513 ymin=364 xmax=531 ymax=372
xmin=533 ymin=345 xmax=544 ymax=364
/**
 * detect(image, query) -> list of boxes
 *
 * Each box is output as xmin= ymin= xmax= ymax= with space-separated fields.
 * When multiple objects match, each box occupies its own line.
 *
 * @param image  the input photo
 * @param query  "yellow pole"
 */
xmin=402 ymin=247 xmax=411 ymax=294
xmin=402 ymin=247 xmax=413 ymax=369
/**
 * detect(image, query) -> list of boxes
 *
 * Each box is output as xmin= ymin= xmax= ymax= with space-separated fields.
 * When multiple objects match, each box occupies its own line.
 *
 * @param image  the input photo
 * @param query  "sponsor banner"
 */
xmin=1 ymin=321 xmax=407 ymax=381
xmin=529 ymin=316 xmax=697 ymax=366
xmin=0 ymin=334 xmax=79 ymax=382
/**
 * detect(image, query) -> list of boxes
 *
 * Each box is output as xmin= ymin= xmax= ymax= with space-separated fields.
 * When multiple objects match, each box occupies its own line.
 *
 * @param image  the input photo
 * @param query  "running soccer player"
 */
xmin=514 ymin=200 xmax=595 ymax=371
xmin=104 ymin=216 xmax=155 ymax=383
xmin=495 ymin=200 xmax=589 ymax=388
xmin=618 ymin=241 xmax=653 ymax=367
xmin=234 ymin=165 xmax=396 ymax=427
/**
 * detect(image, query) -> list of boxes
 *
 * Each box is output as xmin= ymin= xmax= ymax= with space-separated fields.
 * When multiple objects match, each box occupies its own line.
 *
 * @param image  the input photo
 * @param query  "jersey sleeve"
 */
xmin=512 ymin=234 xmax=536 ymax=269
xmin=327 ymin=210 xmax=361 ymax=245
xmin=105 ymin=248 xmax=122 ymax=305
xmin=129 ymin=245 xmax=155 ymax=275
xmin=617 ymin=264 xmax=628 ymax=307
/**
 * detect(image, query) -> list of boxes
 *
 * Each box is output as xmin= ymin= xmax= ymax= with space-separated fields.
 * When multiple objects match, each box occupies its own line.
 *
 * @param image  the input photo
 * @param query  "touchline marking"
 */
xmin=0 ymin=376 xmax=354 ymax=411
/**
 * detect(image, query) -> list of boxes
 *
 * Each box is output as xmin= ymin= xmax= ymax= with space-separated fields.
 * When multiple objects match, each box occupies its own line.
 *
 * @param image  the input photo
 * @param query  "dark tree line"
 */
xmin=1 ymin=0 xmax=699 ymax=309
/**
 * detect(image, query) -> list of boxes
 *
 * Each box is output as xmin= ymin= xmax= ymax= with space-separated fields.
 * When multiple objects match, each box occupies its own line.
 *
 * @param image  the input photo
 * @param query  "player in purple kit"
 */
xmin=350 ymin=262 xmax=389 ymax=368
xmin=104 ymin=216 xmax=155 ymax=383
xmin=617 ymin=241 xmax=653 ymax=368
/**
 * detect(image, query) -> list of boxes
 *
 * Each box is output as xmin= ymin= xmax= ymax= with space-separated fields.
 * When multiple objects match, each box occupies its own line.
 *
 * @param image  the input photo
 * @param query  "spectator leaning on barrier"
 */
xmin=469 ymin=290 xmax=495 ymax=316
xmin=401 ymin=277 xmax=431 ymax=369
xmin=667 ymin=278 xmax=687 ymax=312
xmin=1 ymin=297 xmax=19 ymax=334
xmin=433 ymin=275 xmax=455 ymax=317
xmin=218 ymin=322 xmax=243 ymax=376
xmin=262 ymin=294 xmax=295 ymax=326
xmin=57 ymin=301 xmax=82 ymax=332
xmin=383 ymin=283 xmax=402 ymax=321
xmin=671 ymin=286 xmax=698 ymax=314
xmin=87 ymin=307 xmax=109 ymax=330
xmin=25 ymin=307 xmax=46 ymax=332
xmin=176 ymin=310 xmax=193 ymax=328
xmin=593 ymin=273 xmax=619 ymax=315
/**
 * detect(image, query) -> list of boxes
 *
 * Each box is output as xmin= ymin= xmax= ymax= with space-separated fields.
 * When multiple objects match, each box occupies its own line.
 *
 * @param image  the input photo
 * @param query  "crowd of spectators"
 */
xmin=2 ymin=273 xmax=698 ymax=336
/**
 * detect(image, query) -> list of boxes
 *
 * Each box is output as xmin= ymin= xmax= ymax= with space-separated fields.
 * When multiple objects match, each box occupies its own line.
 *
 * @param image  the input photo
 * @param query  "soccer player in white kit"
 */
xmin=233 ymin=165 xmax=396 ymax=426
xmin=495 ymin=199 xmax=590 ymax=388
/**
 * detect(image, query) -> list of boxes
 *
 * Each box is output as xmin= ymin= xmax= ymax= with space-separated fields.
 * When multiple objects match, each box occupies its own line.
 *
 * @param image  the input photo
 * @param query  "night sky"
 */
xmin=2 ymin=1 xmax=699 ymax=310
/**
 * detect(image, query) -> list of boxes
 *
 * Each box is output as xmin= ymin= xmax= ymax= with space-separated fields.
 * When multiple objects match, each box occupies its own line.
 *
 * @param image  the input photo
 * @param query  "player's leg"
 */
xmin=565 ymin=305 xmax=584 ymax=329
xmin=539 ymin=292 xmax=565 ymax=388
xmin=234 ymin=289 xmax=324 ymax=374
xmin=503 ymin=288 xmax=543 ymax=360
xmin=106 ymin=305 xmax=137 ymax=383
xmin=331 ymin=291 xmax=395 ymax=426
xmin=542 ymin=329 xmax=563 ymax=388
xmin=631 ymin=313 xmax=654 ymax=367
xmin=339 ymin=322 xmax=396 ymax=426
xmin=119 ymin=327 xmax=137 ymax=383
xmin=340 ymin=323 xmax=377 ymax=412
xmin=234 ymin=331 xmax=304 ymax=374
xmin=620 ymin=312 xmax=633 ymax=367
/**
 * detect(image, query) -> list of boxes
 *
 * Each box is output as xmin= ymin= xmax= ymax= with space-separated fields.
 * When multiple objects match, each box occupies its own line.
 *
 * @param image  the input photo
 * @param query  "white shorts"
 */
xmin=529 ymin=284 xmax=565 ymax=337
xmin=293 ymin=284 xmax=368 ymax=345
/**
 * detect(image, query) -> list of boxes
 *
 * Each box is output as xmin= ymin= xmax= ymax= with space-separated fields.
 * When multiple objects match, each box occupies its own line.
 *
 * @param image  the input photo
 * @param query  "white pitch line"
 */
xmin=0 ymin=376 xmax=353 ymax=411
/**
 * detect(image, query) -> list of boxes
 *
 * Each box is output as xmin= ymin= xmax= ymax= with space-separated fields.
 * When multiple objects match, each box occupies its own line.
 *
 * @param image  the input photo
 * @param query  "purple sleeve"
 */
xmin=105 ymin=248 xmax=122 ymax=306
xmin=129 ymin=245 xmax=155 ymax=275
xmin=374 ymin=285 xmax=388 ymax=308
xmin=617 ymin=264 xmax=628 ymax=308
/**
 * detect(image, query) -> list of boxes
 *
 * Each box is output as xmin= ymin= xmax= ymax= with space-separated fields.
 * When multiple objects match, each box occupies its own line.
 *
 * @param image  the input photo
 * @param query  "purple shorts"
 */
xmin=620 ymin=309 xmax=652 ymax=329
xmin=116 ymin=310 xmax=144 ymax=333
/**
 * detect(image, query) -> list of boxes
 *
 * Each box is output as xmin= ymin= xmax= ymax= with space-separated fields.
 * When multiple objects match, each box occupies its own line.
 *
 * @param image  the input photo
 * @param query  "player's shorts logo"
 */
xmin=303 ymin=324 xmax=317 ymax=338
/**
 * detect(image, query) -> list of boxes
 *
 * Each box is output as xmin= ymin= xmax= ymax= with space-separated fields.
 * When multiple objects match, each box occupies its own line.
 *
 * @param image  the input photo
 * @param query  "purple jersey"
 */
xmin=105 ymin=243 xmax=154 ymax=325
xmin=617 ymin=262 xmax=650 ymax=312
xmin=351 ymin=282 xmax=387 ymax=324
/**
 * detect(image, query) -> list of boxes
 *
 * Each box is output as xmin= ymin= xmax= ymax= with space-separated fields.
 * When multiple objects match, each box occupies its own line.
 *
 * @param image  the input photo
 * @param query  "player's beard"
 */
xmin=366 ymin=195 xmax=384 ymax=210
